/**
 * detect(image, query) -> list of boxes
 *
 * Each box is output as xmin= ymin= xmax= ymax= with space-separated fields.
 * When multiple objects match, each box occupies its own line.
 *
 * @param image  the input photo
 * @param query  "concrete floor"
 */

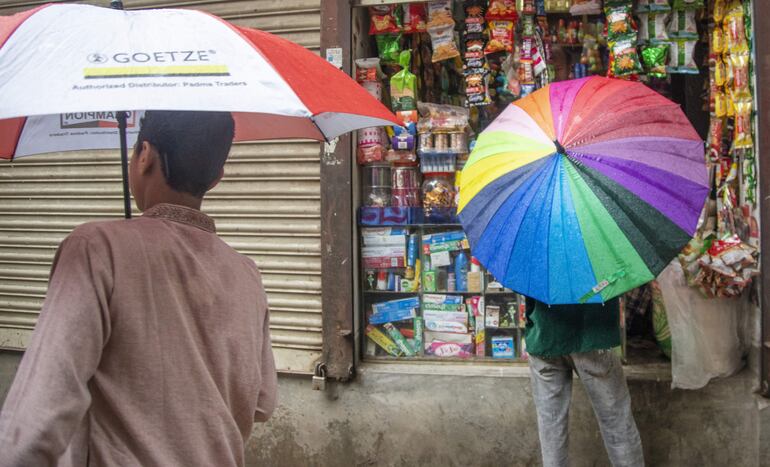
xmin=2 ymin=351 xmax=769 ymax=467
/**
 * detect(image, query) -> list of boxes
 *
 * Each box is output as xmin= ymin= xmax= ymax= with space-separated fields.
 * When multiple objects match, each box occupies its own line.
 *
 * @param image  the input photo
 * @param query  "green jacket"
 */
xmin=523 ymin=297 xmax=621 ymax=357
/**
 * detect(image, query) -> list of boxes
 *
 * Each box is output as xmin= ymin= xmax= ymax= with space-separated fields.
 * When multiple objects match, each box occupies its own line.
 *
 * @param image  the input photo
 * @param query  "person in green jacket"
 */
xmin=524 ymin=297 xmax=644 ymax=467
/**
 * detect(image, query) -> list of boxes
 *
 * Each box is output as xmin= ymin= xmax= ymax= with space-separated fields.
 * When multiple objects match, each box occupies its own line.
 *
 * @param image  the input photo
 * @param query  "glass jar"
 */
xmin=421 ymin=172 xmax=456 ymax=218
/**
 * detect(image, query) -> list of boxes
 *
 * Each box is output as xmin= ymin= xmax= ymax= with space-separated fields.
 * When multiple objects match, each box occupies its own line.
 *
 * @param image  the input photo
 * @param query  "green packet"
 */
xmin=390 ymin=50 xmax=417 ymax=112
xmin=376 ymin=33 xmax=401 ymax=63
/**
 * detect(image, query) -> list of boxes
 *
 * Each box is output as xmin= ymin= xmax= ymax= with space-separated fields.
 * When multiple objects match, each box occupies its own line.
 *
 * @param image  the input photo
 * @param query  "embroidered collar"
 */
xmin=142 ymin=203 xmax=216 ymax=233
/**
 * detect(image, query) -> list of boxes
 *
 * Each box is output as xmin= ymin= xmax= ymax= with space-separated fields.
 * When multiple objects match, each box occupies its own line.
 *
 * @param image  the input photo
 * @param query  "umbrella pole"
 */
xmin=116 ymin=111 xmax=132 ymax=219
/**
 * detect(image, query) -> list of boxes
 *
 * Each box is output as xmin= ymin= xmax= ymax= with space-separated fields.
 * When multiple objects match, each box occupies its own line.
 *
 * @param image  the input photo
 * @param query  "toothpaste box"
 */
xmin=491 ymin=336 xmax=515 ymax=359
xmin=373 ymin=297 xmax=420 ymax=314
xmin=368 ymin=307 xmax=416 ymax=325
xmin=362 ymin=246 xmax=406 ymax=269
xmin=423 ymin=331 xmax=473 ymax=358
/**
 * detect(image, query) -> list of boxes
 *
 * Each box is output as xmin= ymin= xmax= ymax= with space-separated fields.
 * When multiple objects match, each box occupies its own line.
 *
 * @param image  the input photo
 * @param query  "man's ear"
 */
xmin=138 ymin=141 xmax=158 ymax=175
xmin=208 ymin=168 xmax=225 ymax=191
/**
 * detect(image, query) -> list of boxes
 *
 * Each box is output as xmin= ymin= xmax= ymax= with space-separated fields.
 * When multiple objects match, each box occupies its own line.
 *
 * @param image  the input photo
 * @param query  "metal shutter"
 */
xmin=0 ymin=0 xmax=323 ymax=373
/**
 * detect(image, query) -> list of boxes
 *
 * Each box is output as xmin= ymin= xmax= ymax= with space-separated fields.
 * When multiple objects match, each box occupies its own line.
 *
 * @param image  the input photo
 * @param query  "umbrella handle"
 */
xmin=116 ymin=112 xmax=132 ymax=219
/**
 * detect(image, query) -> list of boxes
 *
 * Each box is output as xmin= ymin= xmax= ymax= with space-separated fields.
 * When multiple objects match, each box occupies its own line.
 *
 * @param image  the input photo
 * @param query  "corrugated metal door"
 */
xmin=0 ymin=0 xmax=323 ymax=374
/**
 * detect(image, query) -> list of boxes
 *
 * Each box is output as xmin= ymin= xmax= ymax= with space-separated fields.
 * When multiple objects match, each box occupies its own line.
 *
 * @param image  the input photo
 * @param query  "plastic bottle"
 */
xmin=455 ymin=252 xmax=469 ymax=292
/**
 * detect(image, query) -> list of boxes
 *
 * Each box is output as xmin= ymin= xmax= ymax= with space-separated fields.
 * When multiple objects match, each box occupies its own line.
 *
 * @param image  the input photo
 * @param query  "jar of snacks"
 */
xmin=421 ymin=172 xmax=455 ymax=218
xmin=391 ymin=165 xmax=421 ymax=207
xmin=363 ymin=163 xmax=391 ymax=207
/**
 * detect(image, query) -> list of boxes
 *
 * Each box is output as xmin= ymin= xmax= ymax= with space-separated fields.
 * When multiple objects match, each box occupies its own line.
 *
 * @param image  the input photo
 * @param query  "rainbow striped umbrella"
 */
xmin=458 ymin=77 xmax=707 ymax=305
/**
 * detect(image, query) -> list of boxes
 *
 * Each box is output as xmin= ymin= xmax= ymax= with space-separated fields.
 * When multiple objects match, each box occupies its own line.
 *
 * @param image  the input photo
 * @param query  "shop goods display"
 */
xmin=354 ymin=0 xmax=758 ymax=360
xmin=458 ymin=76 xmax=707 ymax=305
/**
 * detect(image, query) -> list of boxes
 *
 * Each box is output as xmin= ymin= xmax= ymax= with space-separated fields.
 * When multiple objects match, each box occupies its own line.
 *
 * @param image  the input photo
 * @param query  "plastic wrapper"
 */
xmin=641 ymin=44 xmax=669 ymax=78
xmin=403 ymin=3 xmax=427 ymax=33
xmin=427 ymin=0 xmax=455 ymax=27
xmin=668 ymin=8 xmax=698 ymax=39
xmin=713 ymin=0 xmax=727 ymax=23
xmin=605 ymin=5 xmax=636 ymax=43
xmin=428 ymin=24 xmax=461 ymax=62
xmin=358 ymin=126 xmax=385 ymax=149
xmin=416 ymin=103 xmax=470 ymax=133
xmin=465 ymin=69 xmax=491 ymax=107
xmin=464 ymin=1 xmax=486 ymax=34
xmin=386 ymin=149 xmax=418 ymax=164
xmin=521 ymin=15 xmax=535 ymax=37
xmin=667 ymin=39 xmax=699 ymax=74
xmin=711 ymin=26 xmax=725 ymax=55
xmin=609 ymin=39 xmax=643 ymax=77
xmin=485 ymin=20 xmax=515 ymax=54
xmin=570 ymin=0 xmax=602 ymax=16
xmin=729 ymin=53 xmax=751 ymax=101
xmin=714 ymin=90 xmax=727 ymax=118
xmin=357 ymin=144 xmax=386 ymax=165
xmin=422 ymin=173 xmax=456 ymax=216
xmin=390 ymin=51 xmax=417 ymax=111
xmin=521 ymin=0 xmax=536 ymax=14
xmin=376 ymin=34 xmax=402 ymax=63
xmin=672 ymin=0 xmax=704 ymax=9
xmin=485 ymin=0 xmax=518 ymax=20
xmin=656 ymin=261 xmax=744 ymax=390
xmin=638 ymin=12 xmax=669 ymax=43
xmin=707 ymin=116 xmax=724 ymax=162
xmin=464 ymin=41 xmax=486 ymax=69
xmin=733 ymin=100 xmax=753 ymax=149
xmin=724 ymin=2 xmax=749 ymax=54
xmin=369 ymin=6 xmax=401 ymax=35
xmin=355 ymin=58 xmax=384 ymax=83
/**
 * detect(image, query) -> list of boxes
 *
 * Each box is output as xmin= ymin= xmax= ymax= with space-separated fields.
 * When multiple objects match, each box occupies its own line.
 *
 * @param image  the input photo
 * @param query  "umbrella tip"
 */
xmin=553 ymin=140 xmax=566 ymax=155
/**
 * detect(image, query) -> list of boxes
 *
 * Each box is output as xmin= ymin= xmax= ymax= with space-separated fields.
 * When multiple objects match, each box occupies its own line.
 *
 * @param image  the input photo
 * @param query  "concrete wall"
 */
xmin=1 ymin=351 xmax=767 ymax=467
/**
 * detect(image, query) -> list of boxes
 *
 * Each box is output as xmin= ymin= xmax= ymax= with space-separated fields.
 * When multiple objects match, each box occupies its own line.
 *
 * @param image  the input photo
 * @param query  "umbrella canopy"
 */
xmin=458 ymin=76 xmax=708 ymax=305
xmin=0 ymin=2 xmax=399 ymax=157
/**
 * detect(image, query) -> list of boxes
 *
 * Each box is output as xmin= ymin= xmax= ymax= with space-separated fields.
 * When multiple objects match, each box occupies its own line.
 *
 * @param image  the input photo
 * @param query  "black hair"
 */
xmin=135 ymin=110 xmax=235 ymax=197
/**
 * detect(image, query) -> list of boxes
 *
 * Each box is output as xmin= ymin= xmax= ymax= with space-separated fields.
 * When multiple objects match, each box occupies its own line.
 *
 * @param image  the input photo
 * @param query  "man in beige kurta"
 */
xmin=0 ymin=111 xmax=277 ymax=466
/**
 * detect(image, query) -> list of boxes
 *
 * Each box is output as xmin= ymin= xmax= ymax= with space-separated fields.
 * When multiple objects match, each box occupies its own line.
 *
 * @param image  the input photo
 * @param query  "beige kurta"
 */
xmin=0 ymin=203 xmax=277 ymax=467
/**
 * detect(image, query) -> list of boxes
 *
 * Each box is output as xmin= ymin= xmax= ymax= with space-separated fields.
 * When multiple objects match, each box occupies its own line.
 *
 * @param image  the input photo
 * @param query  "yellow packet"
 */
xmin=714 ymin=90 xmax=728 ymax=118
xmin=714 ymin=57 xmax=727 ymax=87
xmin=724 ymin=1 xmax=749 ymax=54
xmin=733 ymin=100 xmax=754 ymax=149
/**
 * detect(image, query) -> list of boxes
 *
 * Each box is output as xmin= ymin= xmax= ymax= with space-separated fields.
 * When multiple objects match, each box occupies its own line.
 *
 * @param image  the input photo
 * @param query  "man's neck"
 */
xmin=141 ymin=189 xmax=203 ymax=212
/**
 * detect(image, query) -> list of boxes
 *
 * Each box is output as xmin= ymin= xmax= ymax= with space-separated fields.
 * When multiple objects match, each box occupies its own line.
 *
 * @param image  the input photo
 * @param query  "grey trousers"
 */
xmin=529 ymin=350 xmax=645 ymax=467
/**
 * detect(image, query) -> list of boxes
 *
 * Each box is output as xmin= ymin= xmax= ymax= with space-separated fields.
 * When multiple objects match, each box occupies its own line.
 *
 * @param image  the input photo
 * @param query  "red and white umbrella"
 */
xmin=0 ymin=3 xmax=398 ymax=216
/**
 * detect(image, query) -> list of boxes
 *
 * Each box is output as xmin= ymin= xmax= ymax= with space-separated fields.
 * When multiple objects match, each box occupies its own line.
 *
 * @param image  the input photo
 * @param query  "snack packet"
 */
xmin=465 ymin=69 xmax=491 ymax=107
xmin=464 ymin=0 xmax=486 ymax=34
xmin=355 ymin=57 xmax=384 ymax=83
xmin=668 ymin=8 xmax=698 ymax=39
xmin=667 ymin=38 xmax=699 ymax=74
xmin=521 ymin=0 xmax=536 ymax=15
xmin=428 ymin=24 xmax=461 ymax=62
xmin=714 ymin=56 xmax=727 ymax=87
xmin=464 ymin=40 xmax=486 ymax=69
xmin=369 ymin=6 xmax=401 ymax=35
xmin=645 ymin=12 xmax=670 ymax=43
xmin=711 ymin=26 xmax=725 ymax=54
xmin=733 ymin=100 xmax=753 ymax=149
xmin=376 ymin=34 xmax=402 ymax=62
xmin=713 ymin=0 xmax=727 ymax=23
xmin=485 ymin=0 xmax=518 ymax=20
xmin=485 ymin=20 xmax=515 ymax=54
xmin=724 ymin=1 xmax=749 ymax=54
xmin=672 ymin=0 xmax=704 ymax=8
xmin=427 ymin=0 xmax=455 ymax=27
xmin=641 ymin=43 xmax=669 ymax=78
xmin=390 ymin=50 xmax=417 ymax=111
xmin=610 ymin=39 xmax=643 ymax=77
xmin=605 ymin=4 xmax=637 ymax=42
xmin=707 ymin=116 xmax=724 ymax=162
xmin=403 ymin=3 xmax=427 ymax=33
xmin=730 ymin=53 xmax=751 ymax=101
xmin=714 ymin=90 xmax=728 ymax=118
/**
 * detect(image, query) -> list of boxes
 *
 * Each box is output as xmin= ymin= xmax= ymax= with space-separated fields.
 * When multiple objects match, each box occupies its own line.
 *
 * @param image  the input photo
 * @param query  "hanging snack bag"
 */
xmin=521 ymin=0 xmax=536 ymax=15
xmin=403 ymin=3 xmax=428 ymax=33
xmin=668 ymin=8 xmax=698 ymax=39
xmin=713 ymin=0 xmax=727 ymax=23
xmin=391 ymin=50 xmax=418 ymax=111
xmin=465 ymin=69 xmax=491 ymax=107
xmin=464 ymin=1 xmax=486 ymax=34
xmin=667 ymin=39 xmax=699 ymax=74
xmin=369 ymin=5 xmax=401 ymax=35
xmin=714 ymin=90 xmax=727 ymax=118
xmin=429 ymin=24 xmax=461 ymax=62
xmin=485 ymin=20 xmax=515 ymax=54
xmin=609 ymin=39 xmax=643 ymax=77
xmin=465 ymin=40 xmax=487 ymax=69
xmin=637 ymin=13 xmax=668 ymax=44
xmin=376 ymin=34 xmax=402 ymax=63
xmin=641 ymin=43 xmax=669 ymax=78
xmin=672 ymin=0 xmax=704 ymax=8
xmin=714 ymin=56 xmax=727 ymax=87
xmin=724 ymin=1 xmax=749 ymax=54
xmin=730 ymin=53 xmax=751 ymax=102
xmin=427 ymin=0 xmax=455 ymax=26
xmin=712 ymin=26 xmax=726 ymax=54
xmin=605 ymin=5 xmax=637 ymax=43
xmin=355 ymin=58 xmax=384 ymax=83
xmin=485 ymin=0 xmax=518 ymax=20
xmin=733 ymin=100 xmax=753 ymax=149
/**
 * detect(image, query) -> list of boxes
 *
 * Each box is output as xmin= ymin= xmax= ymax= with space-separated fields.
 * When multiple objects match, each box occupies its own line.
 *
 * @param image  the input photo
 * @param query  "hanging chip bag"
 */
xmin=428 ymin=24 xmax=461 ymax=62
xmin=391 ymin=50 xmax=418 ymax=111
xmin=668 ymin=39 xmax=699 ymax=74
xmin=605 ymin=5 xmax=636 ymax=43
xmin=641 ymin=43 xmax=669 ymax=78
xmin=610 ymin=39 xmax=643 ymax=77
xmin=376 ymin=34 xmax=402 ymax=63
xmin=724 ymin=2 xmax=749 ymax=54
xmin=486 ymin=0 xmax=518 ymax=20
xmin=668 ymin=8 xmax=698 ymax=39
xmin=427 ymin=0 xmax=455 ymax=26
xmin=369 ymin=5 xmax=401 ymax=35
xmin=485 ymin=20 xmax=515 ymax=54
xmin=403 ymin=3 xmax=428 ymax=33
xmin=733 ymin=100 xmax=753 ymax=149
